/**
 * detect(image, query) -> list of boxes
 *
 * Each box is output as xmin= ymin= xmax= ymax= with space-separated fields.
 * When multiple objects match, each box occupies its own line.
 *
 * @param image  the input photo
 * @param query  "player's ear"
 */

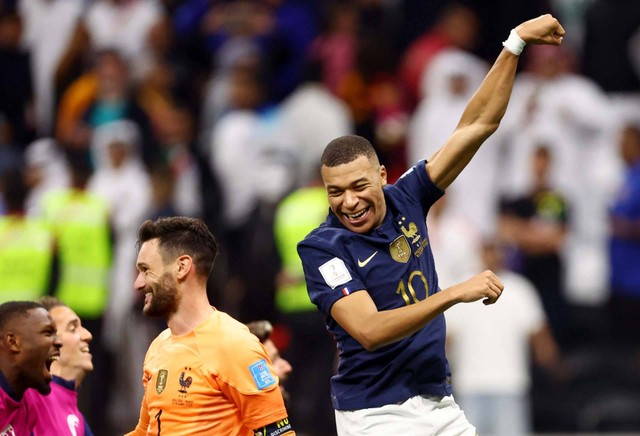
xmin=4 ymin=332 xmax=21 ymax=352
xmin=176 ymin=255 xmax=193 ymax=280
xmin=379 ymin=165 xmax=388 ymax=186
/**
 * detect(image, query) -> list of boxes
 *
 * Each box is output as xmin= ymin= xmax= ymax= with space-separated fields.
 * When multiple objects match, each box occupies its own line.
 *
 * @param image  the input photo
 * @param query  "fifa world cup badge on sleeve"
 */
xmin=249 ymin=359 xmax=276 ymax=390
xmin=318 ymin=257 xmax=352 ymax=289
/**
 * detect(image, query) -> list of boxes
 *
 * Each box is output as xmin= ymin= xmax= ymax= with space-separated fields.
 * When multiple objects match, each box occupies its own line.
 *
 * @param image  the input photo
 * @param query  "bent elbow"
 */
xmin=361 ymin=340 xmax=381 ymax=352
xmin=480 ymin=121 xmax=500 ymax=138
xmin=356 ymin=328 xmax=385 ymax=352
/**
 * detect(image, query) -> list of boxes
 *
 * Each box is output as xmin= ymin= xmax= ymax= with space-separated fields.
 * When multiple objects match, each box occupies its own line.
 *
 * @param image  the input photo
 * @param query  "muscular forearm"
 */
xmin=359 ymin=289 xmax=460 ymax=351
xmin=458 ymin=50 xmax=519 ymax=132
xmin=427 ymin=14 xmax=564 ymax=190
xmin=333 ymin=271 xmax=503 ymax=351
xmin=427 ymin=51 xmax=517 ymax=189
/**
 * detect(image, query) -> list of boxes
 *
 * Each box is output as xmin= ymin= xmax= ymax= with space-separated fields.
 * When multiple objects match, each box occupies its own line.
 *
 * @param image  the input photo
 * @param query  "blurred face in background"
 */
xmin=49 ymin=305 xmax=93 ymax=381
xmin=95 ymin=51 xmax=130 ymax=98
xmin=480 ymin=241 xmax=504 ymax=272
xmin=620 ymin=125 xmax=640 ymax=166
xmin=0 ymin=14 xmax=22 ymax=49
xmin=532 ymin=145 xmax=552 ymax=189
xmin=263 ymin=338 xmax=292 ymax=382
xmin=107 ymin=141 xmax=130 ymax=168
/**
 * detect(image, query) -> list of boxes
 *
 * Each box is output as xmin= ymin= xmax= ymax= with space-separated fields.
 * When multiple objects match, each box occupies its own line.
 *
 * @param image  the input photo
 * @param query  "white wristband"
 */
xmin=502 ymin=29 xmax=526 ymax=56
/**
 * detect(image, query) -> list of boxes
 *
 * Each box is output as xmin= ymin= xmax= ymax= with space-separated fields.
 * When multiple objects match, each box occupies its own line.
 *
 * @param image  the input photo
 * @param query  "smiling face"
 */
xmin=15 ymin=308 xmax=62 ymax=395
xmin=322 ymin=155 xmax=388 ymax=234
xmin=135 ymin=239 xmax=181 ymax=319
xmin=49 ymin=305 xmax=93 ymax=381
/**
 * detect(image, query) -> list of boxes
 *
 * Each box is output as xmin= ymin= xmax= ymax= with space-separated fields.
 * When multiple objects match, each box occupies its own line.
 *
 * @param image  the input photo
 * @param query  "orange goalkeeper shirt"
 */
xmin=127 ymin=309 xmax=293 ymax=435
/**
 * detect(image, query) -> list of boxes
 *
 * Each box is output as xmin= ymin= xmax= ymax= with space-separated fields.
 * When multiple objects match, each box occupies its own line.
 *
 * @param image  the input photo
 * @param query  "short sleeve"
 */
xmin=297 ymin=239 xmax=366 ymax=316
xmin=214 ymin=332 xmax=289 ymax=429
xmin=394 ymin=161 xmax=444 ymax=215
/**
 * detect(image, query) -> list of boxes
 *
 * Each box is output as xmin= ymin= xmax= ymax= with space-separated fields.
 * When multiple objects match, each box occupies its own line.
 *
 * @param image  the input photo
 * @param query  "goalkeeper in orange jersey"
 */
xmin=126 ymin=217 xmax=294 ymax=436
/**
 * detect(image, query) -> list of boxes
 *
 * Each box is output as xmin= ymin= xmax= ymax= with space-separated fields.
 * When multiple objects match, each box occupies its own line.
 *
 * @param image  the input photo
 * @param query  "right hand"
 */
xmin=515 ymin=14 xmax=565 ymax=46
xmin=450 ymin=270 xmax=505 ymax=306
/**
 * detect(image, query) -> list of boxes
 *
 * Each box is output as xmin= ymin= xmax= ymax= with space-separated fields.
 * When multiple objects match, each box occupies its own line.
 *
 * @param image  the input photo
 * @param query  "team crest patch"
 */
xmin=178 ymin=369 xmax=193 ymax=394
xmin=249 ymin=359 xmax=276 ymax=390
xmin=156 ymin=369 xmax=168 ymax=394
xmin=390 ymin=236 xmax=411 ymax=263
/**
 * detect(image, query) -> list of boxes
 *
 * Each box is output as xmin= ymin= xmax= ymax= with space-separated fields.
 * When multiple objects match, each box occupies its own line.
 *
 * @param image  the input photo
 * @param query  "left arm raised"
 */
xmin=426 ymin=14 xmax=565 ymax=190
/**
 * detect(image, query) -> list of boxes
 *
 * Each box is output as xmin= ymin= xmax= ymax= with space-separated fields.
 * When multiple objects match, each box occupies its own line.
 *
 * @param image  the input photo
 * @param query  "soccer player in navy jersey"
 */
xmin=297 ymin=14 xmax=565 ymax=435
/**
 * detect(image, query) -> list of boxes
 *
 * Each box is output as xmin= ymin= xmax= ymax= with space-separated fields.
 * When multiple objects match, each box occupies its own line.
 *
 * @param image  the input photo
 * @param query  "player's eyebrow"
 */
xmin=41 ymin=323 xmax=56 ymax=334
xmin=327 ymin=177 xmax=369 ymax=191
xmin=136 ymin=262 xmax=149 ymax=271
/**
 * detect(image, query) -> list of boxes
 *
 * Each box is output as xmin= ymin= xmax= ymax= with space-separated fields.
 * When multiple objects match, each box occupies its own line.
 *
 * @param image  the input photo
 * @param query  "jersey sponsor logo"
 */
xmin=390 ymin=236 xmax=411 ymax=263
xmin=357 ymin=251 xmax=378 ymax=267
xmin=0 ymin=425 xmax=16 ymax=436
xmin=318 ymin=257 xmax=352 ymax=289
xmin=156 ymin=369 xmax=168 ymax=394
xmin=249 ymin=359 xmax=276 ymax=390
xmin=67 ymin=414 xmax=80 ymax=436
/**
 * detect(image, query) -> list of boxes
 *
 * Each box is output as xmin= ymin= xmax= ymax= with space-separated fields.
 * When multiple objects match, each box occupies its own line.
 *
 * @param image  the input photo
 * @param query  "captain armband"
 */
xmin=502 ymin=29 xmax=526 ymax=56
xmin=253 ymin=417 xmax=294 ymax=436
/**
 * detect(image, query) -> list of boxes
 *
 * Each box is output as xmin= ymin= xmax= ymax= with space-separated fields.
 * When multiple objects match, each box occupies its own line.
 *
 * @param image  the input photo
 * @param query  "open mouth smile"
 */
xmin=345 ymin=207 xmax=369 ymax=221
xmin=45 ymin=352 xmax=60 ymax=371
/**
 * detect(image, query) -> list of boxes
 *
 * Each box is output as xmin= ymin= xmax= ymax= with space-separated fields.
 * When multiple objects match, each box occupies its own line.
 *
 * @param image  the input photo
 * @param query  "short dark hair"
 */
xmin=0 ymin=301 xmax=45 ymax=332
xmin=246 ymin=320 xmax=273 ymax=343
xmin=137 ymin=217 xmax=218 ymax=279
xmin=321 ymin=135 xmax=379 ymax=168
xmin=36 ymin=296 xmax=66 ymax=312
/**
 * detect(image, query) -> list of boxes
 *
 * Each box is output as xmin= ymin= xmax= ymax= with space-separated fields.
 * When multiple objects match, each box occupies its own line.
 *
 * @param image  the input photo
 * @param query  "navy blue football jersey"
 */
xmin=298 ymin=161 xmax=453 ymax=410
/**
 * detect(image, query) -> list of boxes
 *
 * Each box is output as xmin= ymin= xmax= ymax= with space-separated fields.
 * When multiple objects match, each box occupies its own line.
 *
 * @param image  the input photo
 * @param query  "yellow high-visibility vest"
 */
xmin=274 ymin=186 xmax=328 ymax=314
xmin=0 ymin=216 xmax=54 ymax=303
xmin=42 ymin=189 xmax=111 ymax=318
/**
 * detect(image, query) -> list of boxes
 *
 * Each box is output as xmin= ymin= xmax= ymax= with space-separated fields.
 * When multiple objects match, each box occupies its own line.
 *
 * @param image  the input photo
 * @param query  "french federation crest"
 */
xmin=178 ymin=370 xmax=193 ymax=394
xmin=390 ymin=236 xmax=411 ymax=263
xmin=156 ymin=369 xmax=168 ymax=394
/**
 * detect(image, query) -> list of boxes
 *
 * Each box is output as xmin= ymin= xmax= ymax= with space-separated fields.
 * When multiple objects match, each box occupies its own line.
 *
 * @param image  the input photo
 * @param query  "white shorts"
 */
xmin=334 ymin=394 xmax=476 ymax=436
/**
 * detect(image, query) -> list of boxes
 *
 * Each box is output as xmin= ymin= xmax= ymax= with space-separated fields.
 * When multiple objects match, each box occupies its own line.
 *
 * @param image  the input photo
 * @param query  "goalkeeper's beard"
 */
xmin=143 ymin=272 xmax=180 ymax=319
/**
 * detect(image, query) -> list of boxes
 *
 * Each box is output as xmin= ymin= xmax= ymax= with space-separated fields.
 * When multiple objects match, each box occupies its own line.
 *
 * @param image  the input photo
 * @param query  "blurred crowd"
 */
xmin=1 ymin=0 xmax=640 ymax=434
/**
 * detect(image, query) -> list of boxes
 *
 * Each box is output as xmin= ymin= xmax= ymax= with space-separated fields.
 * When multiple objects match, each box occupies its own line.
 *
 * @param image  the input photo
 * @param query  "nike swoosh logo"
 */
xmin=357 ymin=251 xmax=378 ymax=268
